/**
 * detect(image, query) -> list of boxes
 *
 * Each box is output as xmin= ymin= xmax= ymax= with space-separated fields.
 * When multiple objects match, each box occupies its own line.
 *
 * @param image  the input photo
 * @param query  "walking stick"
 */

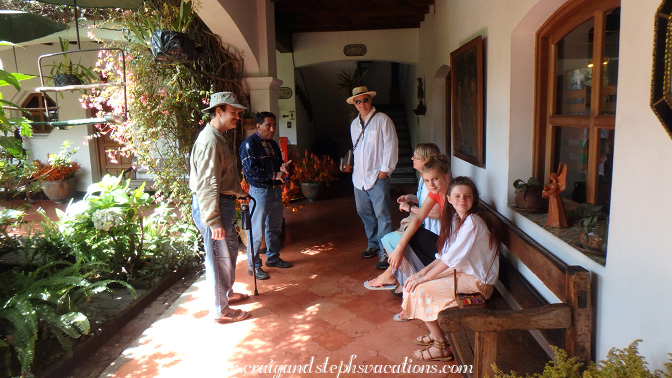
xmin=240 ymin=197 xmax=258 ymax=295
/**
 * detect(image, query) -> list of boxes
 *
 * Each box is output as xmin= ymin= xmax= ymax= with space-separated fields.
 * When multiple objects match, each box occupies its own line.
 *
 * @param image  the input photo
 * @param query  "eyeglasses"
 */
xmin=355 ymin=97 xmax=370 ymax=105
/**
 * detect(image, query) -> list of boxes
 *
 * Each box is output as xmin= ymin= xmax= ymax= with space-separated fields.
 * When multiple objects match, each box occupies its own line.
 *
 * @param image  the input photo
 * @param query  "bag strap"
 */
xmin=453 ymin=248 xmax=499 ymax=297
xmin=353 ymin=110 xmax=377 ymax=150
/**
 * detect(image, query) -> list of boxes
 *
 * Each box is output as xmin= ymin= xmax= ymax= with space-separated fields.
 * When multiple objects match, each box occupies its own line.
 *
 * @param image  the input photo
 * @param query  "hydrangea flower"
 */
xmin=92 ymin=208 xmax=125 ymax=231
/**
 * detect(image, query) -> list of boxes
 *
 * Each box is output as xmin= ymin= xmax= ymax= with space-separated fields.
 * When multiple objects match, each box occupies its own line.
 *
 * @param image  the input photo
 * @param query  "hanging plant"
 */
xmin=126 ymin=0 xmax=199 ymax=62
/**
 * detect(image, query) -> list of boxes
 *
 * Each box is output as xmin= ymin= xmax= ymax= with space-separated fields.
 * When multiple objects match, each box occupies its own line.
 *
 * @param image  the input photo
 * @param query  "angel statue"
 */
xmin=542 ymin=163 xmax=569 ymax=228
xmin=413 ymin=78 xmax=427 ymax=115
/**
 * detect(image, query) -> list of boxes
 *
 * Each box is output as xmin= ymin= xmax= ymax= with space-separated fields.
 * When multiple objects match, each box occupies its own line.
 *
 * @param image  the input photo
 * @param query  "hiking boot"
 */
xmin=248 ymin=267 xmax=270 ymax=280
xmin=266 ymin=258 xmax=292 ymax=268
xmin=375 ymin=253 xmax=390 ymax=270
xmin=361 ymin=247 xmax=379 ymax=259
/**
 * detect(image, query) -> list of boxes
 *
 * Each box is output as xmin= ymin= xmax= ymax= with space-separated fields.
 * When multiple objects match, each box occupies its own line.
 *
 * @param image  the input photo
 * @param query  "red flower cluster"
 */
xmin=33 ymin=160 xmax=80 ymax=181
xmin=291 ymin=151 xmax=339 ymax=186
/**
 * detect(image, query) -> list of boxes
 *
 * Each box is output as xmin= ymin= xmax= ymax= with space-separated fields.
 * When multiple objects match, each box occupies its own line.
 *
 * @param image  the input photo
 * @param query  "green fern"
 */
xmin=0 ymin=261 xmax=134 ymax=376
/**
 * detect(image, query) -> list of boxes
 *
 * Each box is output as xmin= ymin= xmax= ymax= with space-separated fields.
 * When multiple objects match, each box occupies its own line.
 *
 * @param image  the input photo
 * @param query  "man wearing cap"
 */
xmin=190 ymin=91 xmax=251 ymax=323
xmin=346 ymin=86 xmax=399 ymax=270
xmin=239 ymin=111 xmax=293 ymax=280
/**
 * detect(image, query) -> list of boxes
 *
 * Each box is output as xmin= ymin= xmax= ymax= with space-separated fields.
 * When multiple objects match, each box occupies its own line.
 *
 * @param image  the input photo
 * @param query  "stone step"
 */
xmin=391 ymin=176 xmax=417 ymax=185
xmin=395 ymin=166 xmax=415 ymax=174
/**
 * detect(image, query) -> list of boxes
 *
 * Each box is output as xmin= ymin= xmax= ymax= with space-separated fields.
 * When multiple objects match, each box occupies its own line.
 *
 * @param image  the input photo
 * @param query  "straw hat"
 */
xmin=346 ymin=86 xmax=377 ymax=104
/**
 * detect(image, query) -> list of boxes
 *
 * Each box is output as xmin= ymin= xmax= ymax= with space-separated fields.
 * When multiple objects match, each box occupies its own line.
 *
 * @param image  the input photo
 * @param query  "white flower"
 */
xmin=92 ymin=208 xmax=125 ymax=231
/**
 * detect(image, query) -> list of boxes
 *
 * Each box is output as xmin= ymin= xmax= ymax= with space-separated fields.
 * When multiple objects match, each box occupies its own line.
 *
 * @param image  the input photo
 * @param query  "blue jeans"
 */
xmin=353 ymin=176 xmax=393 ymax=258
xmin=192 ymin=194 xmax=238 ymax=318
xmin=247 ymin=185 xmax=284 ymax=269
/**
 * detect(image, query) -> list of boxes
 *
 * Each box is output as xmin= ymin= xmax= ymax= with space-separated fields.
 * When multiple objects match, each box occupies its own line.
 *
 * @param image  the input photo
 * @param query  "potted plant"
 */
xmin=128 ymin=0 xmax=198 ymax=62
xmin=33 ymin=140 xmax=81 ymax=203
xmin=292 ymin=151 xmax=339 ymax=201
xmin=46 ymin=37 xmax=98 ymax=87
xmin=568 ymin=203 xmax=609 ymax=252
xmin=512 ymin=177 xmax=546 ymax=211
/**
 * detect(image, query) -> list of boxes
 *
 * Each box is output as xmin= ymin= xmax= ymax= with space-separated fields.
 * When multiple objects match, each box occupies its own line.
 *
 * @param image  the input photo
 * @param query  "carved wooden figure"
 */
xmin=542 ymin=163 xmax=569 ymax=228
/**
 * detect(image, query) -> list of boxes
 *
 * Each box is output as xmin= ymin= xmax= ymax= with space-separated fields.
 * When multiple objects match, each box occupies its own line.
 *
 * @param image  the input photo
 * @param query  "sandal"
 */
xmin=414 ymin=334 xmax=451 ymax=346
xmin=363 ymin=279 xmax=397 ymax=291
xmin=413 ymin=340 xmax=454 ymax=362
xmin=393 ymin=311 xmax=409 ymax=322
xmin=215 ymin=309 xmax=251 ymax=323
xmin=229 ymin=292 xmax=250 ymax=304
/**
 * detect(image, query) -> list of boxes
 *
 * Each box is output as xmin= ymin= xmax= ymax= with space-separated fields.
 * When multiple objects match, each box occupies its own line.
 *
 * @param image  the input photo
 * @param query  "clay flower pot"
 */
xmin=300 ymin=182 xmax=325 ymax=201
xmin=41 ymin=176 xmax=77 ymax=204
xmin=514 ymin=185 xmax=546 ymax=211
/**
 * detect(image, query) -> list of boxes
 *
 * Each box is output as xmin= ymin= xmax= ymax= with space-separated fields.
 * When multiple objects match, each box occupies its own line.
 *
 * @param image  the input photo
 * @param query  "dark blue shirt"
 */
xmin=239 ymin=132 xmax=283 ymax=188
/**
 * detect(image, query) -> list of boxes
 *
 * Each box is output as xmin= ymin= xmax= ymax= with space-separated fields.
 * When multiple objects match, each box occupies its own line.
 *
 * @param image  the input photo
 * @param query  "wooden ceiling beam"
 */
xmin=276 ymin=6 xmax=429 ymax=20
xmin=272 ymin=0 xmax=433 ymax=34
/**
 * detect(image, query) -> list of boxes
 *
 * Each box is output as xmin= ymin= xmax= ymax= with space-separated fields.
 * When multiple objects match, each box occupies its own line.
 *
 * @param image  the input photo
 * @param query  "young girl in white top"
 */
xmin=402 ymin=176 xmax=499 ymax=361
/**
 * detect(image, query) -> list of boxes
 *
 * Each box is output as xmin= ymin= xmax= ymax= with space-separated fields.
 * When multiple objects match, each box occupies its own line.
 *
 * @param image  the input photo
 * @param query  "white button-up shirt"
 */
xmin=439 ymin=214 xmax=499 ymax=285
xmin=350 ymin=107 xmax=399 ymax=190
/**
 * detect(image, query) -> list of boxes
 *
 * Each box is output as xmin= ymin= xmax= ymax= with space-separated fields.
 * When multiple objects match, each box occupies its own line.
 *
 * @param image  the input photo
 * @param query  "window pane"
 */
xmin=601 ymin=8 xmax=620 ymax=115
xmin=553 ymin=126 xmax=589 ymax=201
xmin=596 ymin=128 xmax=614 ymax=210
xmin=555 ymin=18 xmax=594 ymax=115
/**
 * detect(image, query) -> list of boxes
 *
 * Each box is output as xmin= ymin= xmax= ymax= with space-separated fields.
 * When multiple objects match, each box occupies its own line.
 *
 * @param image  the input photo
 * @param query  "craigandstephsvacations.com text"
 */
xmin=226 ymin=355 xmax=473 ymax=377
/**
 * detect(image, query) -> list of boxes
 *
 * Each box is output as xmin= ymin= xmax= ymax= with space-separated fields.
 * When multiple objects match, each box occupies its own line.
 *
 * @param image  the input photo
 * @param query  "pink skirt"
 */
xmin=401 ymin=268 xmax=493 ymax=322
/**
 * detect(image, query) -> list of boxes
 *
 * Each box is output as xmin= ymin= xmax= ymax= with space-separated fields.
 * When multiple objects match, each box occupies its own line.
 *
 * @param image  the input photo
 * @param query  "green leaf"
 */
xmin=0 ymin=71 xmax=20 ymax=90
xmin=0 ymin=71 xmax=34 ymax=89
xmin=0 ymin=136 xmax=25 ymax=158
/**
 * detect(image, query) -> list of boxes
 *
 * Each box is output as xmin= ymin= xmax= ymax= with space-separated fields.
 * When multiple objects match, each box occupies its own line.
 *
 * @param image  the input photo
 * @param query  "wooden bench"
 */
xmin=438 ymin=203 xmax=593 ymax=377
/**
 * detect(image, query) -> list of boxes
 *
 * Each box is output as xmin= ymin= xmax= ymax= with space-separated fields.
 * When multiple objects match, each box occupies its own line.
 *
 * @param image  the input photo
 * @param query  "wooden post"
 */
xmin=473 ymin=332 xmax=497 ymax=378
xmin=565 ymin=266 xmax=592 ymax=362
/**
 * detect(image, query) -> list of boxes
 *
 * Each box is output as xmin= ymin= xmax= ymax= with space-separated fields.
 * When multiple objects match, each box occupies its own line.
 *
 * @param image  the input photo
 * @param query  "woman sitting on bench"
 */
xmin=363 ymin=144 xmax=443 ymax=292
xmin=402 ymin=176 xmax=500 ymax=362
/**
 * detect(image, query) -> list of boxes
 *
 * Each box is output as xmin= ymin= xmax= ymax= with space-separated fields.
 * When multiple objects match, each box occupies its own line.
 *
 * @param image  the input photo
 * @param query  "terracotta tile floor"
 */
xmin=6 ymin=187 xmax=465 ymax=377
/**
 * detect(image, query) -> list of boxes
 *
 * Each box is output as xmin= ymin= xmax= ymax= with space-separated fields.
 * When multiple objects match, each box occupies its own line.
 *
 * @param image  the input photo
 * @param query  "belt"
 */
xmin=251 ymin=183 xmax=283 ymax=189
xmin=192 ymin=193 xmax=238 ymax=199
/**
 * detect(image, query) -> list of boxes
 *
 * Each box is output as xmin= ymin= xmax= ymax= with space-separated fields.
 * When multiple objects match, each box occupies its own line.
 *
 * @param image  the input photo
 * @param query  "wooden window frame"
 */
xmin=534 ymin=0 xmax=619 ymax=205
xmin=21 ymin=93 xmax=57 ymax=134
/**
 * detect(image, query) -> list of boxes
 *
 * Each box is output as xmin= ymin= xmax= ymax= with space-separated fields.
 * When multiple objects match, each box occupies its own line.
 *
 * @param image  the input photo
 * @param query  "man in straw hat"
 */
xmin=189 ymin=92 xmax=251 ymax=323
xmin=345 ymin=86 xmax=399 ymax=270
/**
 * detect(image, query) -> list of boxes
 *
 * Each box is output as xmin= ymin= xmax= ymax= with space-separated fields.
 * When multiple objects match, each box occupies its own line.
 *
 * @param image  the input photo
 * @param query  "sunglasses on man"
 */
xmin=355 ymin=97 xmax=370 ymax=105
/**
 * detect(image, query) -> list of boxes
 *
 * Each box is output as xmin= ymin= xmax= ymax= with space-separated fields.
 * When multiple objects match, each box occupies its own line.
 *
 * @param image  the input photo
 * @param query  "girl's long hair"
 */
xmin=437 ymin=176 xmax=499 ymax=252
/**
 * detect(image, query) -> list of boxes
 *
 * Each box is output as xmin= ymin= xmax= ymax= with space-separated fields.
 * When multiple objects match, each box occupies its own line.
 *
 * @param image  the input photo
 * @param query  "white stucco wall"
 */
xmin=276 ymin=52 xmax=297 ymax=146
xmin=292 ymin=29 xmax=419 ymax=68
xmin=198 ymin=0 xmax=272 ymax=76
xmin=1 ymin=40 xmax=104 ymax=191
xmin=415 ymin=0 xmax=672 ymax=367
xmin=598 ymin=0 xmax=672 ymax=367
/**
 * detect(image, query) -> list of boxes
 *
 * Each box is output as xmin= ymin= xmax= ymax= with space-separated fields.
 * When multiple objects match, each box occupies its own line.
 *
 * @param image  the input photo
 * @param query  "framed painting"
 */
xmin=450 ymin=35 xmax=485 ymax=167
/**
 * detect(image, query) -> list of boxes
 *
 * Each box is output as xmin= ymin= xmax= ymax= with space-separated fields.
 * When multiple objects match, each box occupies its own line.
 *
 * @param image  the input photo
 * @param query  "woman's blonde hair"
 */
xmin=414 ymin=143 xmax=441 ymax=163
